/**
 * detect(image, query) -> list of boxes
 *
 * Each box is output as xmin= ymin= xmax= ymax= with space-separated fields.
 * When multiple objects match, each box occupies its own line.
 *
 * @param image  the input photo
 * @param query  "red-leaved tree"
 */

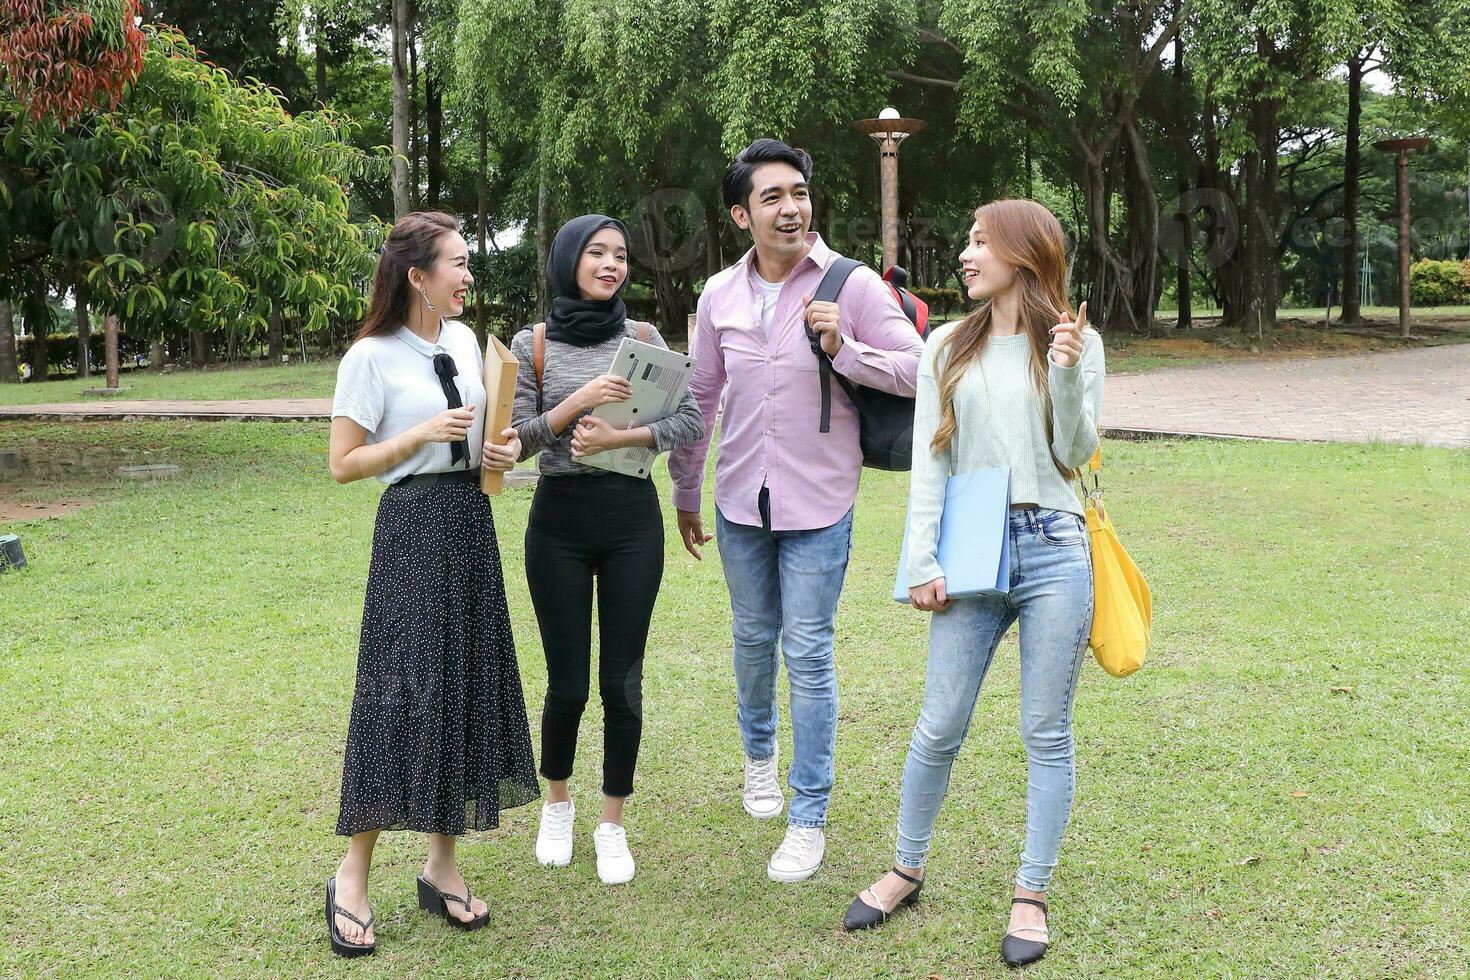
xmin=0 ymin=0 xmax=146 ymax=124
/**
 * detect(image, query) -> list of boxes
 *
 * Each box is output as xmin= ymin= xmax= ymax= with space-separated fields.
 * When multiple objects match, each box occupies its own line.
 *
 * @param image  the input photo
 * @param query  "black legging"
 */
xmin=524 ymin=473 xmax=664 ymax=798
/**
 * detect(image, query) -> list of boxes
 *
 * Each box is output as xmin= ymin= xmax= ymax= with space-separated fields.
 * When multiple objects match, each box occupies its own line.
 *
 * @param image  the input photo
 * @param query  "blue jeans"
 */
xmin=715 ymin=497 xmax=853 ymax=828
xmin=895 ymin=507 xmax=1094 ymax=891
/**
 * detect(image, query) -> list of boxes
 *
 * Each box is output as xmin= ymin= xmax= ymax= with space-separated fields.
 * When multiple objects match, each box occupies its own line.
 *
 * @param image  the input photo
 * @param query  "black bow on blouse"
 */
xmin=431 ymin=352 xmax=471 ymax=468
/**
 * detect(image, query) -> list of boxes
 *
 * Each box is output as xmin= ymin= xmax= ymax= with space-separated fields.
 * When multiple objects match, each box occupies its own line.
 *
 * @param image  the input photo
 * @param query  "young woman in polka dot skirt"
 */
xmin=323 ymin=211 xmax=541 ymax=957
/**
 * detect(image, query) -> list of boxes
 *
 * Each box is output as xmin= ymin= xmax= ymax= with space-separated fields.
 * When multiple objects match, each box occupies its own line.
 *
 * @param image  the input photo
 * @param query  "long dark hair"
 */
xmin=355 ymin=211 xmax=459 ymax=343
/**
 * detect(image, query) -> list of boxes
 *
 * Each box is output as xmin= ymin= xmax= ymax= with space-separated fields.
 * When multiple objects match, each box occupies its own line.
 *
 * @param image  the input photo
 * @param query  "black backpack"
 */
xmin=802 ymin=257 xmax=922 ymax=472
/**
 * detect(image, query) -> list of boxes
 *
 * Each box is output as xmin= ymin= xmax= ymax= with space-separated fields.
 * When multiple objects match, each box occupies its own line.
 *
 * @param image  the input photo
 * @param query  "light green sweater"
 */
xmin=905 ymin=323 xmax=1105 ymax=589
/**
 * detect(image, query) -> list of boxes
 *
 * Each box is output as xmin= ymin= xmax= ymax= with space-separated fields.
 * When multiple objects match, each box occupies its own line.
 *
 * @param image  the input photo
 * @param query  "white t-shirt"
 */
xmin=331 ymin=319 xmax=487 ymax=485
xmin=751 ymin=268 xmax=784 ymax=337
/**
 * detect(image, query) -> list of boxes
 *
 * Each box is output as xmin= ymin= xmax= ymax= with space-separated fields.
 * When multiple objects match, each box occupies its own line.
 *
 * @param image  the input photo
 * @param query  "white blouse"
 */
xmin=331 ymin=319 xmax=487 ymax=485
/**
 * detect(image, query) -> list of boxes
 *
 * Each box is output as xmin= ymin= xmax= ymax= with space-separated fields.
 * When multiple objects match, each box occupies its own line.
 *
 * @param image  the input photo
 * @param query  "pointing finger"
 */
xmin=1075 ymin=301 xmax=1088 ymax=332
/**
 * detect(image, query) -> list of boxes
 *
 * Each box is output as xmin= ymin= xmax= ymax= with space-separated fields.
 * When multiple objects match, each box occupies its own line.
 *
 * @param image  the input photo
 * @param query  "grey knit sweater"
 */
xmin=509 ymin=320 xmax=705 ymax=477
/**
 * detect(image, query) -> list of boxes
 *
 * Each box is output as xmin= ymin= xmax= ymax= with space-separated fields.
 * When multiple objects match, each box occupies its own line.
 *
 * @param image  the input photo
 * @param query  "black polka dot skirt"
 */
xmin=335 ymin=468 xmax=540 ymax=836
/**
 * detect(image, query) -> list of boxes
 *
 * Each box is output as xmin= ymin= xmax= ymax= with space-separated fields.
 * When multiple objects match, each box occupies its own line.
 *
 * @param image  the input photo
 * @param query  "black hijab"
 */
xmin=544 ymin=213 xmax=631 ymax=347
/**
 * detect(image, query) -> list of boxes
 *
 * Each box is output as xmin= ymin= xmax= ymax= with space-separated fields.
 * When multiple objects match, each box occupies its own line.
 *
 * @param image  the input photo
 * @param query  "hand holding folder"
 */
xmin=894 ymin=467 xmax=1012 ymax=604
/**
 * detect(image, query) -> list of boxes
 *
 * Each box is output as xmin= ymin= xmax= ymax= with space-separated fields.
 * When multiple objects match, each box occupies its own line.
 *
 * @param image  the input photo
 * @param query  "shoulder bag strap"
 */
xmin=533 ymin=322 xmax=546 ymax=395
xmin=805 ymin=257 xmax=864 ymax=433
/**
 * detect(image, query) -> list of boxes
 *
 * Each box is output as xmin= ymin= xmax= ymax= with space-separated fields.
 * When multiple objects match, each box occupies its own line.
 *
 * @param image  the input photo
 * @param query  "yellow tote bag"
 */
xmin=1077 ymin=445 xmax=1151 ymax=677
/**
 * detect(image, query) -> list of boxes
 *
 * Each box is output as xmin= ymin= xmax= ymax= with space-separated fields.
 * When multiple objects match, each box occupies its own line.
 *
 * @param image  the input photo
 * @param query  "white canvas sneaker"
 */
xmin=593 ymin=822 xmax=635 ymax=885
xmin=535 ymin=799 xmax=575 ymax=867
xmin=743 ymin=744 xmax=785 ymax=819
xmin=767 ymin=825 xmax=826 ymax=883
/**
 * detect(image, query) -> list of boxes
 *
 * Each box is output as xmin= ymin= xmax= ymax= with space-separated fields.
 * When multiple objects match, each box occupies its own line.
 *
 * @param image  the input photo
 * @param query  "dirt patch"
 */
xmin=0 ymin=485 xmax=95 ymax=522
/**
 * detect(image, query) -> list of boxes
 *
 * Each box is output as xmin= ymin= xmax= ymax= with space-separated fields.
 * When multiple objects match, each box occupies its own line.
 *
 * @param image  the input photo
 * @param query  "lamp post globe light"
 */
xmin=853 ymin=108 xmax=926 ymax=272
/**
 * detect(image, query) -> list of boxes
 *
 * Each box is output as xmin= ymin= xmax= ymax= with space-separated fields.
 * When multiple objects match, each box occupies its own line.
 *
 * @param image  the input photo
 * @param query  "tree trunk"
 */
xmin=476 ymin=108 xmax=489 ymax=346
xmin=1078 ymin=144 xmax=1143 ymax=334
xmin=426 ymin=73 xmax=442 ymax=208
xmin=1122 ymin=117 xmax=1162 ymax=332
xmin=706 ymin=206 xmax=723 ymax=279
xmin=103 ymin=314 xmax=120 ymax=389
xmin=1199 ymin=90 xmax=1245 ymax=323
xmin=149 ymin=338 xmax=164 ymax=369
xmin=75 ymin=283 xmax=92 ymax=378
xmin=641 ymin=210 xmax=690 ymax=339
xmin=1239 ymin=87 xmax=1283 ymax=335
xmin=1173 ymin=24 xmax=1191 ymax=330
xmin=409 ymin=26 xmax=420 ymax=209
xmin=1024 ymin=121 xmax=1034 ymax=199
xmin=314 ymin=13 xmax=329 ymax=106
xmin=33 ymin=315 xmax=49 ymax=381
xmin=268 ymin=310 xmax=285 ymax=362
xmin=0 ymin=300 xmax=17 ymax=383
xmin=1339 ymin=53 xmax=1364 ymax=325
xmin=390 ymin=0 xmax=411 ymax=219
xmin=535 ymin=131 xmax=551 ymax=317
xmin=189 ymin=330 xmax=208 ymax=367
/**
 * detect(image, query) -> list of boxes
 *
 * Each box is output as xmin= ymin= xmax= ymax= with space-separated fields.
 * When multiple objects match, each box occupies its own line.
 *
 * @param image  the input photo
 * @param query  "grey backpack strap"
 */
xmin=804 ymin=257 xmax=864 ymax=433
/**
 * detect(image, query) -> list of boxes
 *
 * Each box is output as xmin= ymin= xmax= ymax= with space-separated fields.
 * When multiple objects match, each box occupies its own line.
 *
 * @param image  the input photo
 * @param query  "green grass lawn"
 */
xmin=0 ymin=359 xmax=341 ymax=405
xmin=0 ymin=421 xmax=1467 ymax=977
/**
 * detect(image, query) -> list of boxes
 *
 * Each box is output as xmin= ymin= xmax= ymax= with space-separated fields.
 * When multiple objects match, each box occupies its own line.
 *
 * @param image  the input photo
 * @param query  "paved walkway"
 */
xmin=2 ymin=345 xmax=1466 ymax=448
xmin=1103 ymin=343 xmax=1468 ymax=449
xmin=0 ymin=398 xmax=331 ymax=422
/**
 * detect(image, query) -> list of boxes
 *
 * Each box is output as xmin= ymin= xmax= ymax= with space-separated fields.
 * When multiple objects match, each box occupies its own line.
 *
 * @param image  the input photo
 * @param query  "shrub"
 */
xmin=1408 ymin=259 xmax=1470 ymax=306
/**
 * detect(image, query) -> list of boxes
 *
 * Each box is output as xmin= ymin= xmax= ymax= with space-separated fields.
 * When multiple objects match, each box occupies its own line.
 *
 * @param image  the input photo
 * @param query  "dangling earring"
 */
xmin=417 ymin=283 xmax=438 ymax=313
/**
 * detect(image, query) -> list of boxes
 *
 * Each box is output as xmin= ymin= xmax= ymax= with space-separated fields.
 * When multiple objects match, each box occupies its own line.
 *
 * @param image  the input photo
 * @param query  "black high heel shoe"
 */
xmin=325 ymin=876 xmax=376 ymax=958
xmin=416 ymin=874 xmax=489 ymax=931
xmin=842 ymin=867 xmax=924 ymax=932
xmin=1001 ymin=896 xmax=1050 ymax=967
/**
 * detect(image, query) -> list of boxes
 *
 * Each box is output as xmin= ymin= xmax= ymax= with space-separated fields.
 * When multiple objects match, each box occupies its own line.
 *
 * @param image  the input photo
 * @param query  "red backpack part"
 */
xmin=882 ymin=265 xmax=929 ymax=338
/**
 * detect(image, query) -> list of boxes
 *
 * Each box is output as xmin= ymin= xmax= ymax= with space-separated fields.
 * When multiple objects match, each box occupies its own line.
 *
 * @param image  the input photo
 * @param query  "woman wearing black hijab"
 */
xmin=509 ymin=214 xmax=703 ymax=885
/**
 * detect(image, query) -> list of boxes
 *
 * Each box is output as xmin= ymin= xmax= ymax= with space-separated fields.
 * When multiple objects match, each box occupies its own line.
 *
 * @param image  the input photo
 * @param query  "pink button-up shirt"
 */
xmin=669 ymin=234 xmax=925 ymax=531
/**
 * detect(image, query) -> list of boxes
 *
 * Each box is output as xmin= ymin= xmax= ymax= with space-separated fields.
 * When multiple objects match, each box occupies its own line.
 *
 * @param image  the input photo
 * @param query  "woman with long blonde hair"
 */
xmin=842 ymin=199 xmax=1104 ymax=968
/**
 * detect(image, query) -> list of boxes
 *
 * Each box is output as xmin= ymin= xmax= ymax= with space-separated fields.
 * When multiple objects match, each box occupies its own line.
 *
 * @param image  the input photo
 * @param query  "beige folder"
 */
xmin=480 ymin=335 xmax=519 ymax=495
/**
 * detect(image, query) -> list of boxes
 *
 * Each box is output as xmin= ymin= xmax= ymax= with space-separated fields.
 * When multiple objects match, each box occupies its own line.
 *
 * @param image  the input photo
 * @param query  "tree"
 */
xmin=0 ymin=0 xmax=147 ymax=124
xmin=1188 ymin=0 xmax=1361 ymax=332
xmin=390 ymin=0 xmax=410 ymax=217
xmin=455 ymin=0 xmax=912 ymax=335
xmin=0 ymin=26 xmax=386 ymax=381
xmin=893 ymin=1 xmax=1182 ymax=333
xmin=148 ymin=0 xmax=309 ymax=107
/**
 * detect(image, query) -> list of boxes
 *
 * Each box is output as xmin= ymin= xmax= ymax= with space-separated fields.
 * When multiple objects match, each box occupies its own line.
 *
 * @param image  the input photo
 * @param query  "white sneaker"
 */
xmin=535 ymin=800 xmax=575 ymax=867
xmin=767 ymin=825 xmax=826 ymax=883
xmin=593 ymin=822 xmax=635 ymax=885
xmin=743 ymin=744 xmax=785 ymax=819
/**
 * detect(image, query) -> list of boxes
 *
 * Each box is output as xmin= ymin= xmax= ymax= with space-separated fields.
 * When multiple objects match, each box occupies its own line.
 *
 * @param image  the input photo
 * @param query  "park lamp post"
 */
xmin=853 ymin=107 xmax=925 ymax=273
xmin=1371 ymin=136 xmax=1431 ymax=340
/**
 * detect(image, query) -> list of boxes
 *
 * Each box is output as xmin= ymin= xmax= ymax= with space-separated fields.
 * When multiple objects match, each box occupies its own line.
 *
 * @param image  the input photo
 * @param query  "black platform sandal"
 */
xmin=416 ymin=874 xmax=489 ymax=931
xmin=1001 ymin=896 xmax=1049 ymax=967
xmin=842 ymin=867 xmax=924 ymax=932
xmin=325 ymin=876 xmax=376 ymax=958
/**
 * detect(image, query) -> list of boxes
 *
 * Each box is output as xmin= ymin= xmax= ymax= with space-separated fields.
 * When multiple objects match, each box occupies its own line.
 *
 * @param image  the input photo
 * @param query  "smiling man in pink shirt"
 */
xmin=668 ymin=138 xmax=924 ymax=883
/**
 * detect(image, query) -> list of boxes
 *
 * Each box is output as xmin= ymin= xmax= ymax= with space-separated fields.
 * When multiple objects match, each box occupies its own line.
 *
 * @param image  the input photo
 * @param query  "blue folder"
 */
xmin=894 ymin=467 xmax=1012 ymax=603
